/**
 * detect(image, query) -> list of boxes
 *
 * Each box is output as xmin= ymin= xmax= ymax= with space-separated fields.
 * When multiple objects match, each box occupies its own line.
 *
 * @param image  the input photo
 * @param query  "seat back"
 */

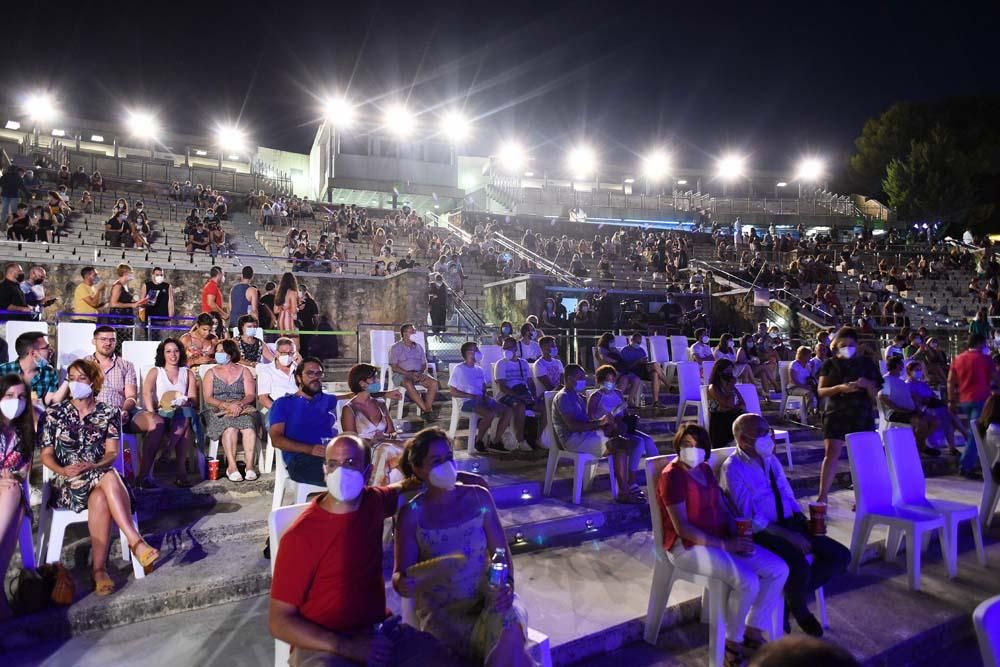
xmin=479 ymin=345 xmax=503 ymax=384
xmin=699 ymin=385 xmax=710 ymax=428
xmin=974 ymin=425 xmax=999 ymax=486
xmin=709 ymin=446 xmax=736 ymax=478
xmin=369 ymin=330 xmax=395 ymax=367
xmin=647 ymin=335 xmax=669 ymax=364
xmin=669 ymin=336 xmax=690 ymax=363
xmin=268 ymin=503 xmax=310 ymax=576
xmin=544 ymin=390 xmax=561 ymax=449
xmin=778 ymin=360 xmax=791 ymax=397
xmin=973 ymin=594 xmax=1000 ymax=667
xmin=645 ymin=454 xmax=678 ymax=559
xmin=882 ymin=427 xmax=928 ymax=507
xmin=701 ymin=361 xmax=714 ymax=385
xmin=5 ymin=321 xmax=48 ymax=362
xmin=676 ymin=362 xmax=700 ymax=402
xmin=845 ymin=431 xmax=894 ymax=513
xmin=613 ymin=335 xmax=629 ymax=350
xmin=122 ymin=341 xmax=160 ymax=373
xmin=735 ymin=383 xmax=761 ymax=415
xmin=879 ymin=359 xmax=888 ymax=376
xmin=56 ymin=322 xmax=96 ymax=369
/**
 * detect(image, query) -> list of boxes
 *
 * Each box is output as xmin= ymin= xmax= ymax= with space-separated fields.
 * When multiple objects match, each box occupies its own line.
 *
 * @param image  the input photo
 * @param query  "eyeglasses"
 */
xmin=95 ymin=337 xmax=116 ymax=344
xmin=325 ymin=457 xmax=365 ymax=471
xmin=301 ymin=369 xmax=324 ymax=378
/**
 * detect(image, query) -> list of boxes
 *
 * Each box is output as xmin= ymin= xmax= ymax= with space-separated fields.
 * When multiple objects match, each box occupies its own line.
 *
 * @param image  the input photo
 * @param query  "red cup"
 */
xmin=809 ymin=502 xmax=827 ymax=535
xmin=208 ymin=459 xmax=219 ymax=481
xmin=735 ymin=517 xmax=752 ymax=537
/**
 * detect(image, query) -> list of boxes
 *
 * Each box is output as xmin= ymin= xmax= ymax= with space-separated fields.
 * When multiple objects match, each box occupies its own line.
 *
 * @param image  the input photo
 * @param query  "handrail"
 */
xmin=491 ymin=232 xmax=585 ymax=288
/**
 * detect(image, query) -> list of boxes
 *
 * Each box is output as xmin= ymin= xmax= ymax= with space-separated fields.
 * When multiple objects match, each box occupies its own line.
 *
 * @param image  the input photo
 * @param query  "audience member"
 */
xmin=388 ymin=323 xmax=439 ymax=422
xmin=202 ymin=266 xmax=228 ymax=323
xmin=494 ymin=337 xmax=540 ymax=451
xmin=181 ymin=313 xmax=220 ymax=367
xmin=0 ymin=263 xmax=32 ymax=318
xmin=0 ymin=374 xmax=33 ymax=620
xmin=203 ymin=339 xmax=260 ymax=482
xmin=706 ymin=359 xmax=746 ymax=449
xmin=0 ymin=331 xmax=67 ymax=406
xmin=532 ymin=336 xmax=564 ymax=393
xmin=269 ymin=357 xmax=339 ymax=488
xmin=691 ymin=328 xmax=714 ymax=362
xmin=748 ymin=635 xmax=859 ymax=667
xmin=879 ymin=356 xmax=940 ymax=456
xmin=341 ymin=363 xmax=402 ymax=485
xmin=948 ymin=333 xmax=998 ymax=479
xmin=448 ymin=341 xmax=512 ymax=453
xmin=140 ymin=267 xmax=174 ymax=337
xmin=140 ymin=338 xmax=199 ymax=487
xmin=787 ymin=346 xmax=818 ymax=417
xmin=73 ymin=266 xmax=106 ymax=322
xmin=275 ymin=271 xmax=300 ymax=336
xmin=229 ymin=266 xmax=260 ymax=329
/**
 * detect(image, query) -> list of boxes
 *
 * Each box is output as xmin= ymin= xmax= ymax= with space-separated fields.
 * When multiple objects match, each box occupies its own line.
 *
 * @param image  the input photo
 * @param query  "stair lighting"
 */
xmin=520 ymin=488 xmax=532 ymax=500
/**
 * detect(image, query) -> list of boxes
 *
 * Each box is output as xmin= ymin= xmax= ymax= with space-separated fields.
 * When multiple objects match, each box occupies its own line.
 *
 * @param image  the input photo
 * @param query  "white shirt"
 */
xmin=720 ymin=447 xmax=799 ymax=533
xmin=257 ymin=362 xmax=298 ymax=400
xmin=879 ymin=372 xmax=916 ymax=411
xmin=517 ymin=339 xmax=542 ymax=362
xmin=448 ymin=362 xmax=485 ymax=397
xmin=691 ymin=342 xmax=713 ymax=360
xmin=533 ymin=357 xmax=564 ymax=387
xmin=789 ymin=360 xmax=811 ymax=387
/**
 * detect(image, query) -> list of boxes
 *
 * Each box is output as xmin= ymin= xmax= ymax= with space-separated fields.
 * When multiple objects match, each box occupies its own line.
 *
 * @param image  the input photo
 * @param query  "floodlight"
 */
xmin=497 ymin=141 xmax=526 ymax=172
xmin=776 ymin=181 xmax=788 ymax=187
xmin=126 ymin=110 xmax=160 ymax=141
xmin=523 ymin=171 xmax=534 ymax=177
xmin=796 ymin=158 xmax=824 ymax=182
xmin=641 ymin=150 xmax=670 ymax=181
xmin=676 ymin=179 xmax=687 ymax=185
xmin=623 ymin=177 xmax=635 ymax=184
xmin=90 ymin=134 xmax=104 ymax=142
xmin=383 ymin=104 xmax=414 ymax=138
xmin=567 ymin=144 xmax=597 ymax=179
xmin=23 ymin=92 xmax=56 ymax=125
xmin=216 ymin=124 xmax=246 ymax=152
xmin=440 ymin=110 xmax=470 ymax=143
xmin=51 ymin=129 xmax=65 ymax=137
xmin=5 ymin=121 xmax=21 ymax=130
xmin=716 ymin=154 xmax=745 ymax=181
xmin=195 ymin=150 xmax=208 ymax=156
xmin=323 ymin=96 xmax=354 ymax=128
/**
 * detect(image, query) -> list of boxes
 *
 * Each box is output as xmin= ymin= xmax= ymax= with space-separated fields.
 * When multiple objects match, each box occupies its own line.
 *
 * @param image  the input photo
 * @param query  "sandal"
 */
xmin=129 ymin=538 xmax=160 ymax=572
xmin=93 ymin=570 xmax=116 ymax=596
xmin=174 ymin=476 xmax=193 ymax=488
xmin=244 ymin=469 xmax=258 ymax=481
xmin=227 ymin=469 xmax=243 ymax=482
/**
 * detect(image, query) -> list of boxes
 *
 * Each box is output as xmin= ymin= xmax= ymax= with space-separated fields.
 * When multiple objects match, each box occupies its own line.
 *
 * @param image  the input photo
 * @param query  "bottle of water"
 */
xmin=487 ymin=547 xmax=508 ymax=590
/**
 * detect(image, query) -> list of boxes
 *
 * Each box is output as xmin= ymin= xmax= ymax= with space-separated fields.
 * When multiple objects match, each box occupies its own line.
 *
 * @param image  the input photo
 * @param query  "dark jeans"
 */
xmin=753 ymin=517 xmax=850 ymax=618
xmin=285 ymin=453 xmax=325 ymax=486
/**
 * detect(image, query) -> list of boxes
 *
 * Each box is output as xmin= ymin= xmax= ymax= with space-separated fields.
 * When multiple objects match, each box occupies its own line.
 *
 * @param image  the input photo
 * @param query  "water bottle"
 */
xmin=487 ymin=547 xmax=508 ymax=590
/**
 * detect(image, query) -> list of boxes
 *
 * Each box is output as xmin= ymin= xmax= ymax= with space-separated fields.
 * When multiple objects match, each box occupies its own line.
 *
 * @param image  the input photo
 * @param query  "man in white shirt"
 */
xmin=494 ymin=337 xmax=537 ymax=451
xmin=448 ymin=342 xmax=511 ymax=453
xmin=879 ymin=356 xmax=938 ymax=454
xmin=258 ymin=337 xmax=300 ymax=423
xmin=690 ymin=328 xmax=714 ymax=362
xmin=532 ymin=336 xmax=564 ymax=392
xmin=721 ymin=414 xmax=849 ymax=638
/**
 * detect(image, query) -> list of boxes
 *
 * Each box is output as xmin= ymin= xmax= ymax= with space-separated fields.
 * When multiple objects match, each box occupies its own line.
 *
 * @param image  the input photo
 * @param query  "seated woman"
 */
xmin=341 ymin=363 xmax=403 ymax=486
xmin=787 ymin=346 xmax=819 ymax=418
xmin=180 ymin=313 xmax=219 ymax=367
xmin=587 ymin=365 xmax=657 ymax=504
xmin=736 ymin=334 xmax=770 ymax=396
xmin=656 ymin=423 xmax=788 ymax=664
xmin=40 ymin=360 xmax=159 ymax=595
xmin=0 ymin=375 xmax=34 ymax=620
xmin=394 ymin=428 xmax=534 ymax=667
xmin=596 ymin=332 xmax=641 ymax=406
xmin=37 ymin=204 xmax=58 ymax=244
xmin=235 ymin=315 xmax=274 ymax=367
xmin=202 ymin=340 xmax=259 ymax=482
xmin=141 ymin=338 xmax=200 ymax=488
xmin=706 ymin=359 xmax=746 ymax=449
xmin=619 ymin=332 xmax=670 ymax=408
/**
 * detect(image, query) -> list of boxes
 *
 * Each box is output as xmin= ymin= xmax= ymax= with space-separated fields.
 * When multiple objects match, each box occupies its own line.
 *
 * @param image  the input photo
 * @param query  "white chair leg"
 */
xmin=643 ymin=560 xmax=675 ymax=645
xmin=700 ymin=587 xmax=710 ymax=623
xmin=35 ymin=508 xmax=50 ymax=564
xmin=941 ymin=523 xmax=957 ymax=579
xmin=45 ymin=517 xmax=67 ymax=565
xmin=886 ymin=526 xmax=904 ymax=563
xmin=971 ymin=516 xmax=987 ymax=566
xmin=271 ymin=472 xmax=286 ymax=510
xmin=262 ymin=437 xmax=275 ymax=474
xmin=707 ymin=580 xmax=728 ymax=667
xmin=982 ymin=486 xmax=999 ymax=528
xmin=127 ymin=518 xmax=146 ymax=580
xmin=815 ymin=587 xmax=828 ymax=628
xmin=849 ymin=515 xmax=872 ymax=572
xmin=467 ymin=413 xmax=479 ymax=453
xmin=448 ymin=403 xmax=460 ymax=439
xmin=583 ymin=458 xmax=598 ymax=492
xmin=396 ymin=396 xmax=405 ymax=421
xmin=780 ymin=435 xmax=793 ymax=469
xmin=208 ymin=439 xmax=219 ymax=462
xmin=18 ymin=513 xmax=36 ymax=570
xmin=120 ymin=527 xmax=131 ymax=561
xmin=906 ymin=529 xmax=921 ymax=591
xmin=571 ymin=460 xmax=586 ymax=505
xmin=607 ymin=456 xmax=619 ymax=499
xmin=543 ymin=448 xmax=559 ymax=497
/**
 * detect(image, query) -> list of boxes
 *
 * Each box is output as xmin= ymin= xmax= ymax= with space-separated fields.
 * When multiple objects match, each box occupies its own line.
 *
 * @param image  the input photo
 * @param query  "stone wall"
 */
xmin=483 ymin=274 xmax=552 ymax=326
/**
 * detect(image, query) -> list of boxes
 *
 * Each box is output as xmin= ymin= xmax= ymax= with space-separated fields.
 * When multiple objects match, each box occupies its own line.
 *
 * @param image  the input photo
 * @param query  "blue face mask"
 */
xmin=366 ymin=381 xmax=381 ymax=394
xmin=214 ymin=352 xmax=230 ymax=365
xmin=35 ymin=356 xmax=49 ymax=369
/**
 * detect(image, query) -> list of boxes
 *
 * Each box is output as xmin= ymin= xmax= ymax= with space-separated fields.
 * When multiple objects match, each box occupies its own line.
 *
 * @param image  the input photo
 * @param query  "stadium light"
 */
xmin=383 ymin=104 xmax=415 ymax=138
xmin=676 ymin=179 xmax=687 ymax=185
xmin=715 ymin=154 xmax=746 ymax=181
xmin=567 ymin=144 xmax=597 ymax=179
xmin=776 ymin=181 xmax=788 ymax=187
xmin=796 ymin=157 xmax=824 ymax=182
xmin=90 ymin=134 xmax=104 ymax=142
xmin=5 ymin=121 xmax=21 ymax=130
xmin=497 ymin=141 xmax=526 ymax=172
xmin=126 ymin=110 xmax=160 ymax=141
xmin=323 ymin=96 xmax=354 ymax=128
xmin=23 ymin=92 xmax=57 ymax=125
xmin=641 ymin=150 xmax=670 ymax=181
xmin=215 ymin=124 xmax=246 ymax=152
xmin=440 ymin=110 xmax=470 ymax=143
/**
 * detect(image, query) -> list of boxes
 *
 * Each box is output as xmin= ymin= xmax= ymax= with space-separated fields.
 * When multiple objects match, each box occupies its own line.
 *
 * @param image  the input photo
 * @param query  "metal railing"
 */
xmin=490 ymin=232 xmax=585 ymax=288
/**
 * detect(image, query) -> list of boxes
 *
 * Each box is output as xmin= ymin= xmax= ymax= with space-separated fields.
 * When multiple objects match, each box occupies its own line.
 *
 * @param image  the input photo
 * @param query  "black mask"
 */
xmin=15 ymin=273 xmax=24 ymax=283
xmin=33 ymin=278 xmax=44 ymax=285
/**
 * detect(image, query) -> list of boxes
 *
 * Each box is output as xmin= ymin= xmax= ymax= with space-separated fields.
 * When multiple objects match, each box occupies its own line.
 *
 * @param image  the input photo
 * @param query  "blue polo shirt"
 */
xmin=269 ymin=391 xmax=339 ymax=467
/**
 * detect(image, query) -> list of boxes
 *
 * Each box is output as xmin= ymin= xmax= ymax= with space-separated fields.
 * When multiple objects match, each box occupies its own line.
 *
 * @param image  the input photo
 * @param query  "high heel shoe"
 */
xmin=129 ymin=538 xmax=160 ymax=573
xmin=93 ymin=570 xmax=116 ymax=596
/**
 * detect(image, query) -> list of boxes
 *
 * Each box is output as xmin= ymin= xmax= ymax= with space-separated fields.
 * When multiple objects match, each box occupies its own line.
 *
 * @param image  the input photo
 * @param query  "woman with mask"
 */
xmin=735 ymin=334 xmax=767 ymax=395
xmin=816 ymin=326 xmax=882 ymax=504
xmin=655 ymin=423 xmax=787 ymax=664
xmin=40 ymin=360 xmax=159 ymax=595
xmin=235 ymin=315 xmax=274 ymax=367
xmin=494 ymin=321 xmax=515 ymax=346
xmin=141 ymin=339 xmax=200 ymax=488
xmin=394 ymin=428 xmax=534 ymax=667
xmin=104 ymin=205 xmax=129 ymax=247
xmin=202 ymin=340 xmax=259 ymax=482
xmin=706 ymin=359 xmax=747 ymax=449
xmin=140 ymin=267 xmax=174 ymax=340
xmin=0 ymin=375 xmax=34 ymax=619
xmin=341 ymin=363 xmax=401 ymax=486
xmin=108 ymin=263 xmax=149 ymax=353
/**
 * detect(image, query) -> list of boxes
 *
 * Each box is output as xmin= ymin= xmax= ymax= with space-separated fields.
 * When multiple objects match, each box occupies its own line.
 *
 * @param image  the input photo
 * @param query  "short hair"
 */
xmin=733 ymin=413 xmax=768 ymax=443
xmin=563 ymin=363 xmax=585 ymax=384
xmin=887 ymin=355 xmax=904 ymax=372
xmin=969 ymin=333 xmax=986 ymax=349
xmin=795 ymin=346 xmax=811 ymax=358
xmin=265 ymin=281 xmax=276 ymax=291
xmin=14 ymin=332 xmax=46 ymax=359
xmin=325 ymin=434 xmax=372 ymax=468
xmin=93 ymin=325 xmax=115 ymax=337
xmin=520 ymin=322 xmax=533 ymax=336
xmin=400 ymin=427 xmax=452 ymax=478
xmin=399 ymin=322 xmax=414 ymax=336
xmin=831 ymin=326 xmax=859 ymax=347
xmin=347 ymin=363 xmax=380 ymax=393
xmin=195 ymin=313 xmax=215 ymax=328
xmin=595 ymin=364 xmax=617 ymax=383
xmin=241 ymin=266 xmax=254 ymax=280
xmin=747 ymin=635 xmax=859 ymax=667
xmin=695 ymin=328 xmax=707 ymax=339
xmin=151 ymin=266 xmax=163 ymax=274
xmin=537 ymin=335 xmax=555 ymax=349
xmin=905 ymin=359 xmax=923 ymax=374
xmin=218 ymin=338 xmax=240 ymax=362
xmin=116 ymin=263 xmax=131 ymax=277
xmin=236 ymin=314 xmax=257 ymax=332
xmin=274 ymin=336 xmax=294 ymax=352
xmin=672 ymin=423 xmax=712 ymax=460
xmin=294 ymin=356 xmax=324 ymax=382
xmin=67 ymin=358 xmax=104 ymax=394
xmin=155 ymin=338 xmax=188 ymax=368
xmin=460 ymin=341 xmax=478 ymax=357
xmin=210 ymin=266 xmax=223 ymax=278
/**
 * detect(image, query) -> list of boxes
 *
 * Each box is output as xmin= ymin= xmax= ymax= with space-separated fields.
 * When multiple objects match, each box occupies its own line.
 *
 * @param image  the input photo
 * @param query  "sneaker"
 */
xmin=516 ymin=440 xmax=532 ymax=452
xmin=474 ymin=440 xmax=488 ymax=454
xmin=501 ymin=431 xmax=518 ymax=451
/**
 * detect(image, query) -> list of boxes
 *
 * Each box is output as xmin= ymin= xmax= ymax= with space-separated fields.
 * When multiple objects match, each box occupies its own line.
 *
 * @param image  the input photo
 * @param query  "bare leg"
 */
xmin=170 ymin=417 xmax=192 ymax=477
xmin=817 ymin=438 xmax=844 ymax=504
xmin=0 ymin=484 xmax=24 ymax=619
xmin=421 ymin=376 xmax=438 ymax=410
xmin=485 ymin=625 xmax=533 ymax=667
xmin=512 ymin=403 xmax=526 ymax=441
xmin=474 ymin=406 xmax=494 ymax=442
xmin=495 ymin=406 xmax=511 ymax=442
xmin=221 ymin=428 xmax=239 ymax=475
xmin=87 ymin=487 xmax=112 ymax=574
xmin=240 ymin=428 xmax=257 ymax=474
xmin=96 ymin=472 xmax=143 ymax=548
xmin=134 ymin=412 xmax=167 ymax=481
xmin=401 ymin=379 xmax=427 ymax=412
xmin=652 ymin=370 xmax=661 ymax=403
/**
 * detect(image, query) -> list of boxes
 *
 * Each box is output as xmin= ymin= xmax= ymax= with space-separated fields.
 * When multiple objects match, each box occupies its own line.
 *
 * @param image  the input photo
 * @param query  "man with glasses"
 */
xmin=85 ymin=325 xmax=167 ymax=489
xmin=269 ymin=357 xmax=340 ymax=488
xmin=0 ymin=331 xmax=67 ymax=406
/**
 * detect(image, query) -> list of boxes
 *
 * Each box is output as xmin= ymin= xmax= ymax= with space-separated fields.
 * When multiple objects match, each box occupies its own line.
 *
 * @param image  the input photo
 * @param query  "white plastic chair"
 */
xmin=845 ymin=431 xmax=947 ymax=591
xmin=675 ymin=362 xmax=702 ymax=430
xmin=56 ymin=322 xmax=96 ymax=369
xmin=647 ymin=335 xmax=670 ymax=369
xmin=613 ymin=335 xmax=629 ymax=351
xmin=35 ymin=434 xmax=145 ymax=579
xmin=735 ymin=383 xmax=793 ymax=468
xmin=883 ymin=428 xmax=985 ymax=576
xmin=5 ymin=321 xmax=48 ymax=362
xmin=669 ymin=335 xmax=690 ymax=363
xmin=271 ymin=447 xmax=327 ymax=510
xmin=877 ymin=398 xmax=914 ymax=435
xmin=479 ymin=345 xmax=503 ymax=385
xmin=701 ymin=360 xmax=714 ymax=385
xmin=542 ymin=390 xmax=618 ymax=504
xmin=777 ymin=361 xmax=806 ymax=423
xmin=17 ymin=478 xmax=35 ymax=570
xmin=446 ymin=363 xmax=480 ymax=453
xmin=973 ymin=594 xmax=1000 ymax=667
xmin=973 ymin=427 xmax=1000 ymax=528
xmin=201 ymin=364 xmax=265 ymax=472
xmin=268 ymin=502 xmax=309 ymax=667
xmin=122 ymin=340 xmax=160 ymax=371
xmin=381 ymin=331 xmax=436 ymax=420
xmin=698 ymin=384 xmax=712 ymax=430
xmin=369 ymin=329 xmax=396 ymax=388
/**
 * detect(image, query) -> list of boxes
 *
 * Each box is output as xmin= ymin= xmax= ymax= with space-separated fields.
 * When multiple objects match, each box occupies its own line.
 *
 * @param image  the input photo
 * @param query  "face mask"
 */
xmin=746 ymin=342 xmax=754 ymax=349
xmin=215 ymin=352 xmax=230 ymax=365
xmin=428 ymin=461 xmax=458 ymax=490
xmin=503 ymin=350 xmax=514 ymax=361
xmin=473 ymin=351 xmax=483 ymax=363
xmin=912 ymin=371 xmax=924 ymax=380
xmin=702 ymin=336 xmax=709 ymax=344
xmin=326 ymin=467 xmax=365 ymax=502
xmin=69 ymin=381 xmax=93 ymax=400
xmin=575 ymin=379 xmax=587 ymax=392
xmin=15 ymin=273 xmax=24 ymax=283
xmin=32 ymin=277 xmax=44 ymax=286
xmin=34 ymin=352 xmax=49 ymax=368
xmin=602 ymin=381 xmax=616 ymax=391
xmin=580 ymin=306 xmax=589 ymax=313
xmin=549 ymin=347 xmax=558 ymax=357
xmin=245 ymin=327 xmax=258 ymax=338
xmin=530 ymin=330 xmax=538 ymax=340
xmin=913 ymin=339 xmax=922 ymax=346
xmin=0 ymin=397 xmax=26 ymax=420
xmin=838 ymin=346 xmax=856 ymax=359
xmin=278 ymin=354 xmax=293 ymax=367
xmin=153 ymin=275 xmax=164 ymax=284
xmin=679 ymin=447 xmax=706 ymax=468
xmin=501 ymin=326 xmax=512 ymax=335
xmin=754 ymin=435 xmax=775 ymax=458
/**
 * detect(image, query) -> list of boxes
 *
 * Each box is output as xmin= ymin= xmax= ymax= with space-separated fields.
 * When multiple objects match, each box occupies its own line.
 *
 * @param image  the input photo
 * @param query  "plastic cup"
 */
xmin=809 ymin=502 xmax=827 ymax=535
xmin=208 ymin=459 xmax=219 ymax=481
xmin=735 ymin=517 xmax=752 ymax=537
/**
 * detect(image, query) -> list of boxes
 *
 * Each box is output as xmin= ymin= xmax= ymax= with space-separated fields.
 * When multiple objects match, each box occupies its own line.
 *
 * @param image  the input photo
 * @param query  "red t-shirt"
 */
xmin=271 ymin=487 xmax=400 ymax=633
xmin=656 ymin=460 xmax=729 ymax=550
xmin=201 ymin=279 xmax=223 ymax=315
xmin=952 ymin=349 xmax=996 ymax=404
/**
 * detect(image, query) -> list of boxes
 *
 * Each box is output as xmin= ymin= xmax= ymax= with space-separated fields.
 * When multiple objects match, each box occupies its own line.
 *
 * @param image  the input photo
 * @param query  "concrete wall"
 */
xmin=332 ymin=153 xmax=457 ymax=188
xmin=483 ymin=275 xmax=551 ymax=326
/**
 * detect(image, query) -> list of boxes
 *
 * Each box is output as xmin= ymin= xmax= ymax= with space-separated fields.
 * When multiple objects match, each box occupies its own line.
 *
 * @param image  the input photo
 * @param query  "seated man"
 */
xmin=387 ymin=323 xmax=438 ymax=422
xmin=270 ymin=357 xmax=339 ymax=488
xmin=86 ymin=326 xmax=167 ymax=489
xmin=906 ymin=359 xmax=966 ymax=459
xmin=720 ymin=413 xmax=850 ymax=638
xmin=269 ymin=434 xmax=456 ymax=667
xmin=532 ymin=335 xmax=564 ymax=393
xmin=447 ymin=341 xmax=511 ymax=453
xmin=879 ymin=356 xmax=940 ymax=456
xmin=690 ymin=328 xmax=715 ymax=363
xmin=494 ymin=337 xmax=541 ymax=452
xmin=186 ymin=220 xmax=211 ymax=254
xmin=0 ymin=332 xmax=68 ymax=407
xmin=257 ymin=337 xmax=300 ymax=425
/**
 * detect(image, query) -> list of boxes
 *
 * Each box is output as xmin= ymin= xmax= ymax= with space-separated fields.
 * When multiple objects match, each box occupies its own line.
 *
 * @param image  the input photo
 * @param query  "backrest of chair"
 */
xmin=369 ymin=330 xmax=395 ymax=366
xmin=613 ymin=335 xmax=629 ymax=351
xmin=413 ymin=331 xmax=427 ymax=354
xmin=491 ymin=360 xmax=502 ymax=396
xmin=709 ymin=446 xmax=736 ymax=478
xmin=677 ymin=362 xmax=701 ymax=401
xmin=56 ymin=322 xmax=96 ymax=369
xmin=778 ymin=361 xmax=791 ymax=395
xmin=122 ymin=341 xmax=160 ymax=374
xmin=268 ymin=503 xmax=309 ymax=575
xmin=974 ymin=426 xmax=999 ymax=491
xmin=647 ymin=335 xmax=669 ymax=364
xmin=544 ymin=390 xmax=560 ymax=448
xmin=669 ymin=335 xmax=689 ymax=362
xmin=882 ymin=427 xmax=927 ymax=506
xmin=699 ymin=385 xmax=710 ymax=428
xmin=846 ymin=431 xmax=893 ymax=512
xmin=973 ymin=594 xmax=1000 ymax=667
xmin=701 ymin=361 xmax=714 ymax=385
xmin=5 ymin=321 xmax=48 ymax=362
xmin=479 ymin=345 xmax=502 ymax=384
xmin=645 ymin=454 xmax=678 ymax=553
xmin=879 ymin=359 xmax=888 ymax=376
xmin=735 ymin=383 xmax=761 ymax=415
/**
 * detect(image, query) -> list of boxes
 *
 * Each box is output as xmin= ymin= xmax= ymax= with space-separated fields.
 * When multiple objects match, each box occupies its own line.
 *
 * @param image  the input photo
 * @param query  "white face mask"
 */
xmin=549 ymin=347 xmax=558 ymax=357
xmin=575 ymin=379 xmax=587 ymax=392
xmin=503 ymin=350 xmax=515 ymax=360
xmin=0 ymin=397 xmax=26 ymax=420
xmin=679 ymin=446 xmax=706 ymax=468
xmin=69 ymin=381 xmax=93 ymax=400
xmin=702 ymin=336 xmax=710 ymax=344
xmin=473 ymin=351 xmax=483 ymax=363
xmin=326 ymin=467 xmax=365 ymax=502
xmin=912 ymin=370 xmax=924 ymax=380
xmin=152 ymin=275 xmax=164 ymax=284
xmin=754 ymin=436 xmax=775 ymax=458
xmin=602 ymin=381 xmax=616 ymax=391
xmin=245 ymin=327 xmax=258 ymax=338
xmin=215 ymin=352 xmax=231 ymax=365
xmin=838 ymin=346 xmax=856 ymax=359
xmin=428 ymin=461 xmax=458 ymax=490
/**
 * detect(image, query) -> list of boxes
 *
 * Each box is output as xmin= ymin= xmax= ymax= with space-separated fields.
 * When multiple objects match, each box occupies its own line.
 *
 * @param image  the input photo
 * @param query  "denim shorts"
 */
xmin=462 ymin=396 xmax=501 ymax=412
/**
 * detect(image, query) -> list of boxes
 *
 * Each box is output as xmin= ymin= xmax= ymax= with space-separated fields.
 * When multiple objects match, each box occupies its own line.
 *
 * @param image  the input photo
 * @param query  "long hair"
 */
xmin=709 ymin=357 xmax=735 ymax=387
xmin=0 ymin=374 xmax=35 ymax=466
xmin=275 ymin=272 xmax=298 ymax=307
xmin=155 ymin=337 xmax=188 ymax=368
xmin=400 ymin=427 xmax=452 ymax=479
xmin=978 ymin=394 xmax=1000 ymax=438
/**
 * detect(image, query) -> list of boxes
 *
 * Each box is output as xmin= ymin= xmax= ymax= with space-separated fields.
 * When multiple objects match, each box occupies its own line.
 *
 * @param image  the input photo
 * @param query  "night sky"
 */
xmin=6 ymin=0 xmax=999 ymax=173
